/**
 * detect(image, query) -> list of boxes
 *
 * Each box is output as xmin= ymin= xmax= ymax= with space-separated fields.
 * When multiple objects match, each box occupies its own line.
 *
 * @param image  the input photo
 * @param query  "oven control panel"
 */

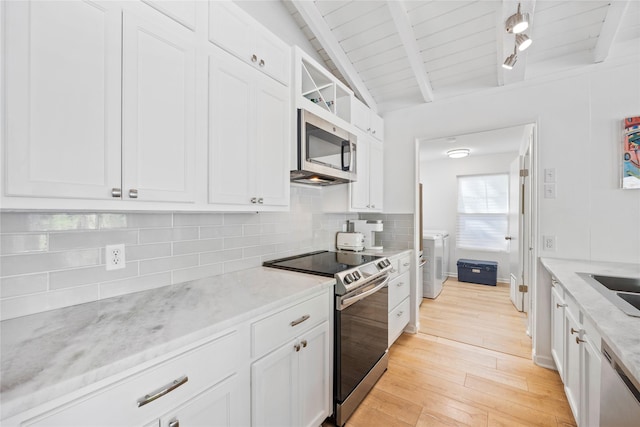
xmin=335 ymin=257 xmax=393 ymax=294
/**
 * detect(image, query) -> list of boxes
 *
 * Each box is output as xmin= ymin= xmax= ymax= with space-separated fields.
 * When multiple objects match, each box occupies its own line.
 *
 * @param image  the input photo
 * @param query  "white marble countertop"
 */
xmin=540 ymin=258 xmax=640 ymax=382
xmin=0 ymin=267 xmax=334 ymax=419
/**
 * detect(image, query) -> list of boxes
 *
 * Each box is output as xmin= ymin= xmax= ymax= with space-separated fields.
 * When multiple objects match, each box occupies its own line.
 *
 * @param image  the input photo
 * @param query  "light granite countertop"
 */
xmin=0 ymin=267 xmax=334 ymax=419
xmin=540 ymin=258 xmax=640 ymax=383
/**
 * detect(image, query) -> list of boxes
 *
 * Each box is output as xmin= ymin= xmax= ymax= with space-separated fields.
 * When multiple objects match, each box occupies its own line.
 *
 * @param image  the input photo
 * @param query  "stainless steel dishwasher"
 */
xmin=600 ymin=341 xmax=640 ymax=426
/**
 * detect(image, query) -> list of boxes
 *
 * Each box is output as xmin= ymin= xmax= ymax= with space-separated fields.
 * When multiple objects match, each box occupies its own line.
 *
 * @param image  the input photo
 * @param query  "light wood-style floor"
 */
xmin=340 ymin=279 xmax=576 ymax=427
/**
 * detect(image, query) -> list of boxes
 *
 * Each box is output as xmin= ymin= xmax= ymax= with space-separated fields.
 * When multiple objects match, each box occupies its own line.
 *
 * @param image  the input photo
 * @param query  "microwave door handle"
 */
xmin=341 ymin=141 xmax=352 ymax=171
xmin=341 ymin=141 xmax=347 ymax=171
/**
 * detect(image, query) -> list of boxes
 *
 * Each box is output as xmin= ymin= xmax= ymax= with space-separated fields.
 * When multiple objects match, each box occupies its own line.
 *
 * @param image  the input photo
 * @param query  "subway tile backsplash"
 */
xmin=0 ymin=186 xmax=358 ymax=320
xmin=360 ymin=213 xmax=415 ymax=251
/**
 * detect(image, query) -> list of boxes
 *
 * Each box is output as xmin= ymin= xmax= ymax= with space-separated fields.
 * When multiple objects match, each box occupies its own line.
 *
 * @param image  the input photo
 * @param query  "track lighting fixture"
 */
xmin=516 ymin=33 xmax=532 ymax=51
xmin=502 ymin=46 xmax=517 ymax=70
xmin=505 ymin=3 xmax=529 ymax=34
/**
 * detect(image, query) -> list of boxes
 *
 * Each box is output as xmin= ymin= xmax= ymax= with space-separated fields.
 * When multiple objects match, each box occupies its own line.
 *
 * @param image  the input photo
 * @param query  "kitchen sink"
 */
xmin=577 ymin=273 xmax=640 ymax=317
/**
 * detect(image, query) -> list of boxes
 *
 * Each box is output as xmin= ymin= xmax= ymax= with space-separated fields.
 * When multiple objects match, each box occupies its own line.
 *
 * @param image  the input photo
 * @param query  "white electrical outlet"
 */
xmin=106 ymin=244 xmax=126 ymax=270
xmin=543 ymin=236 xmax=556 ymax=251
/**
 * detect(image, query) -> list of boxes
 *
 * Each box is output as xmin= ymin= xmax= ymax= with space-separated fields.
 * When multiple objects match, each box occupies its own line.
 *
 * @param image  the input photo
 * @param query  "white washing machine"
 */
xmin=424 ymin=229 xmax=449 ymax=282
xmin=422 ymin=232 xmax=444 ymax=299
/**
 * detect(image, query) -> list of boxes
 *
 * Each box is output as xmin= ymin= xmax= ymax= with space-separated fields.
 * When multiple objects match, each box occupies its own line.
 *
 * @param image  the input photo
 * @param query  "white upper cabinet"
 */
xmin=351 ymin=136 xmax=383 ymax=212
xmin=351 ymin=97 xmax=384 ymax=141
xmin=208 ymin=48 xmax=289 ymax=210
xmin=4 ymin=0 xmax=122 ymax=200
xmin=4 ymin=1 xmax=196 ymax=204
xmin=121 ymin=10 xmax=196 ymax=203
xmin=141 ymin=0 xmax=197 ymax=31
xmin=208 ymin=1 xmax=290 ymax=86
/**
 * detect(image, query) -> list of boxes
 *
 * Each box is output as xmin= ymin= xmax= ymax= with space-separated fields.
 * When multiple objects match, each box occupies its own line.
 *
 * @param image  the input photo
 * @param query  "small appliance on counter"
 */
xmin=336 ymin=232 xmax=365 ymax=251
xmin=348 ymin=219 xmax=383 ymax=250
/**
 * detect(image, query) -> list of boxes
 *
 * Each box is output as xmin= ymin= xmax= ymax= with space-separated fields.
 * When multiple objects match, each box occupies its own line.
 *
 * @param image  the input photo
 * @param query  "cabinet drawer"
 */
xmin=24 ymin=329 xmax=246 ymax=426
xmin=397 ymin=254 xmax=411 ymax=275
xmin=388 ymin=271 xmax=410 ymax=311
xmin=251 ymin=292 xmax=329 ymax=358
xmin=388 ymin=297 xmax=410 ymax=347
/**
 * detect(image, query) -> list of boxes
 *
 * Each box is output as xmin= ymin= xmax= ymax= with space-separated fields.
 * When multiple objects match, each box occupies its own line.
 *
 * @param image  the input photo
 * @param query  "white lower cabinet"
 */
xmin=549 ymin=276 xmax=602 ymax=427
xmin=251 ymin=322 xmax=331 ymax=427
xmin=387 ymin=252 xmax=411 ymax=346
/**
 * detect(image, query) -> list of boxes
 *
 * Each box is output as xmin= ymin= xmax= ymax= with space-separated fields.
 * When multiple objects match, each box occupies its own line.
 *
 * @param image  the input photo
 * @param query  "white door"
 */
xmin=298 ymin=322 xmax=331 ymax=427
xmin=208 ymin=50 xmax=255 ymax=206
xmin=351 ymin=135 xmax=370 ymax=210
xmin=508 ymin=157 xmax=524 ymax=311
xmin=251 ymin=340 xmax=298 ymax=427
xmin=121 ymin=10 xmax=196 ymax=203
xmin=4 ymin=0 xmax=121 ymax=199
xmin=368 ymin=140 xmax=384 ymax=211
xmin=254 ymin=71 xmax=290 ymax=207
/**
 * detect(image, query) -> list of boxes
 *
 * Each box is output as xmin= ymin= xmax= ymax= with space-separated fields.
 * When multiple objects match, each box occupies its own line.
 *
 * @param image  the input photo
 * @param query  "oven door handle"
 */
xmin=339 ymin=275 xmax=390 ymax=311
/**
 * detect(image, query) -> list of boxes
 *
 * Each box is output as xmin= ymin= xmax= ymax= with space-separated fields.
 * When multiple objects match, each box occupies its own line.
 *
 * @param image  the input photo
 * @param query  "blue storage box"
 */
xmin=457 ymin=259 xmax=498 ymax=286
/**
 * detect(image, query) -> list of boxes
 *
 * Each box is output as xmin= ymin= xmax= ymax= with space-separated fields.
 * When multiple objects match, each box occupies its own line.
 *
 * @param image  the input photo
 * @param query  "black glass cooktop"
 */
xmin=263 ymin=250 xmax=382 ymax=277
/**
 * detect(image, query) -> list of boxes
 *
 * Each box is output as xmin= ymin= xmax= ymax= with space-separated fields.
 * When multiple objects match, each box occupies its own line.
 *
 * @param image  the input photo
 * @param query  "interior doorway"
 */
xmin=413 ymin=123 xmax=537 ymax=355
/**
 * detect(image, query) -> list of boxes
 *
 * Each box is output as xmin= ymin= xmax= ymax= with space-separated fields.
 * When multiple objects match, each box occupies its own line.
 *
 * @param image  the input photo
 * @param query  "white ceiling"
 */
xmin=284 ymin=0 xmax=640 ymax=113
xmin=419 ymin=124 xmax=527 ymax=162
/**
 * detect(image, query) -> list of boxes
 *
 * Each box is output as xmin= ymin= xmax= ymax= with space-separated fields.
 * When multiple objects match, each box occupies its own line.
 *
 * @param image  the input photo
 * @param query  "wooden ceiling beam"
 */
xmin=386 ymin=1 xmax=434 ymax=103
xmin=594 ymin=0 xmax=629 ymax=63
xmin=290 ymin=0 xmax=378 ymax=112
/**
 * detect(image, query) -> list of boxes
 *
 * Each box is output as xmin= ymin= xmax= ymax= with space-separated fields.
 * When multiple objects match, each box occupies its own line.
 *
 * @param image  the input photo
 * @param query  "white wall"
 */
xmin=385 ymin=56 xmax=640 ymax=365
xmin=421 ymin=152 xmax=518 ymax=281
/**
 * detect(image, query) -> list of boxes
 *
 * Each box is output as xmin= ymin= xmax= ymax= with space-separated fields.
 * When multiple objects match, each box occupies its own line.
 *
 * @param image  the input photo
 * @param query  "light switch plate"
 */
xmin=544 ymin=183 xmax=556 ymax=199
xmin=544 ymin=168 xmax=556 ymax=183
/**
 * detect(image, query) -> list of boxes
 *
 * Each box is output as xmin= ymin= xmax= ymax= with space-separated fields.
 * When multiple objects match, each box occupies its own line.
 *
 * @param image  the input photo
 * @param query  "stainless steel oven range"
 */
xmin=263 ymin=250 xmax=392 ymax=426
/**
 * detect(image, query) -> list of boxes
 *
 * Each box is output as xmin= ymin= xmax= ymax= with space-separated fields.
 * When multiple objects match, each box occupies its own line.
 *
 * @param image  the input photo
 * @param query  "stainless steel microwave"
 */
xmin=291 ymin=109 xmax=357 ymax=186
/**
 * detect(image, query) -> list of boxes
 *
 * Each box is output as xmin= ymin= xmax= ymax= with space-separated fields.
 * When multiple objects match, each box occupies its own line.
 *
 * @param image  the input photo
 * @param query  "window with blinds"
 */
xmin=456 ymin=173 xmax=509 ymax=252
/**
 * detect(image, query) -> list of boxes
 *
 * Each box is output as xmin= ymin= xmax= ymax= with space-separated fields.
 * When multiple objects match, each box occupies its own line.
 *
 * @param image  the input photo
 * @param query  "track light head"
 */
xmin=506 ymin=3 xmax=529 ymax=34
xmin=502 ymin=53 xmax=517 ymax=70
xmin=516 ymin=33 xmax=532 ymax=51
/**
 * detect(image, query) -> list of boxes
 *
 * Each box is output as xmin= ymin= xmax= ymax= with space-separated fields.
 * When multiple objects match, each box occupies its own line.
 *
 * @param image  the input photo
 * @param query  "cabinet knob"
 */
xmin=259 ymin=59 xmax=265 ymax=67
xmin=111 ymin=188 xmax=122 ymax=198
xmin=129 ymin=189 xmax=138 ymax=199
xmin=168 ymin=419 xmax=180 ymax=427
xmin=372 ymin=130 xmax=376 ymax=134
xmin=301 ymin=340 xmax=307 ymax=348
xmin=371 ymin=204 xmax=375 ymax=208
xmin=397 ymin=282 xmax=404 ymax=287
xmin=576 ymin=337 xmax=586 ymax=344
xmin=397 ymin=311 xmax=404 ymax=317
xmin=250 ymin=197 xmax=257 ymax=204
xmin=556 ymin=303 xmax=567 ymax=308
xmin=251 ymin=54 xmax=257 ymax=63
xmin=294 ymin=344 xmax=301 ymax=352
xmin=570 ymin=327 xmax=581 ymax=335
xmin=258 ymin=198 xmax=264 ymax=204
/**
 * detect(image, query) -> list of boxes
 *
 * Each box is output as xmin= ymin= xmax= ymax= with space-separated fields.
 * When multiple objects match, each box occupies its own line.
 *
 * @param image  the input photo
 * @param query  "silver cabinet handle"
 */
xmin=259 ymin=59 xmax=265 ymax=67
xmin=301 ymin=340 xmax=307 ymax=348
xmin=168 ymin=419 xmax=180 ymax=427
xmin=397 ymin=282 xmax=404 ymax=287
xmin=372 ymin=130 xmax=376 ymax=134
xmin=258 ymin=198 xmax=263 ymax=204
xmin=129 ymin=189 xmax=138 ymax=199
xmin=250 ymin=197 xmax=257 ymax=204
xmin=290 ymin=314 xmax=310 ymax=327
xmin=371 ymin=204 xmax=375 ymax=208
xmin=137 ymin=375 xmax=188 ymax=407
xmin=397 ymin=311 xmax=403 ymax=317
xmin=111 ymin=188 xmax=122 ymax=198
xmin=556 ymin=303 xmax=567 ymax=308
xmin=294 ymin=343 xmax=301 ymax=352
xmin=403 ymin=262 xmax=410 ymax=267
xmin=576 ymin=337 xmax=586 ymax=344
xmin=251 ymin=54 xmax=257 ymax=63
xmin=570 ymin=327 xmax=581 ymax=335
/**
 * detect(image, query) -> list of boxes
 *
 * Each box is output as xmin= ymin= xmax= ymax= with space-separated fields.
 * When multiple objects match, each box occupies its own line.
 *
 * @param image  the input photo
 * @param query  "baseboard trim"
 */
xmin=533 ymin=352 xmax=557 ymax=370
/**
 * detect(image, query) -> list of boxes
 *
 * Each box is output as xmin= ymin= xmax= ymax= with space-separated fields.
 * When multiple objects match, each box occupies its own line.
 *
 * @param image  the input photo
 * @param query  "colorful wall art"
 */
xmin=623 ymin=116 xmax=640 ymax=189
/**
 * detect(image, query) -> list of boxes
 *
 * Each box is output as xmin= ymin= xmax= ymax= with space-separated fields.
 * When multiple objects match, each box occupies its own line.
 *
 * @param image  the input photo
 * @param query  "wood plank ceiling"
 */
xmin=284 ymin=0 xmax=638 ymax=113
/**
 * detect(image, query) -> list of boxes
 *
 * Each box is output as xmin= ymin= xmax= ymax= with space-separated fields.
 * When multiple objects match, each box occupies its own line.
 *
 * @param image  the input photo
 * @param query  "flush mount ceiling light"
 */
xmin=516 ymin=33 xmax=532 ymax=51
xmin=446 ymin=149 xmax=470 ymax=159
xmin=505 ymin=3 xmax=529 ymax=34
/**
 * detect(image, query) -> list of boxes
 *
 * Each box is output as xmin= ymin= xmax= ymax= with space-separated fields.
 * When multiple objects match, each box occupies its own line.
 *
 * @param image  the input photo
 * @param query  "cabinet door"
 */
xmin=580 ymin=338 xmax=601 ymax=427
xmin=254 ymin=30 xmax=291 ymax=85
xmin=159 ymin=373 xmax=249 ymax=427
xmin=208 ymin=1 xmax=253 ymax=65
xmin=251 ymin=339 xmax=298 ymax=427
xmin=254 ymin=72 xmax=290 ymax=207
xmin=208 ymin=50 xmax=255 ymax=206
xmin=298 ymin=322 xmax=331 ymax=427
xmin=141 ymin=0 xmax=197 ymax=31
xmin=551 ymin=286 xmax=565 ymax=381
xmin=369 ymin=112 xmax=384 ymax=141
xmin=4 ymin=0 xmax=121 ymax=199
xmin=122 ymin=11 xmax=196 ymax=203
xmin=351 ymin=98 xmax=369 ymax=133
xmin=368 ymin=140 xmax=384 ymax=211
xmin=351 ymin=136 xmax=370 ymax=210
xmin=564 ymin=308 xmax=581 ymax=424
